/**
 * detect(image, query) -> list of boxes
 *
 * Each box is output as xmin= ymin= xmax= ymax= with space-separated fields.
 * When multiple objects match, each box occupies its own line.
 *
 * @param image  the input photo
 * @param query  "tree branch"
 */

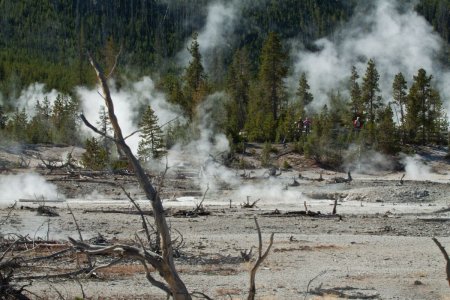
xmin=432 ymin=237 xmax=450 ymax=286
xmin=79 ymin=114 xmax=117 ymax=141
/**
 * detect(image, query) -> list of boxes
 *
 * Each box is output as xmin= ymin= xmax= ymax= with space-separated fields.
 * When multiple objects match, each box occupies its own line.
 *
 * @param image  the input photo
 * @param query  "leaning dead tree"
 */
xmin=77 ymin=53 xmax=191 ymax=299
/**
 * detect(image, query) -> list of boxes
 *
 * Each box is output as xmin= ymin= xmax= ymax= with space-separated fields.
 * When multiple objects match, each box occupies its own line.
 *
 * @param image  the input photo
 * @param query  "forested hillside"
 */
xmin=0 ymin=0 xmax=449 ymax=170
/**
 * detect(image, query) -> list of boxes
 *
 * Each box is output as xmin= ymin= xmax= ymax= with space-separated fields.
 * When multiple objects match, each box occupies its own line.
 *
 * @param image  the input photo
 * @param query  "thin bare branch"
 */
xmin=121 ymin=186 xmax=152 ymax=244
xmin=106 ymin=43 xmax=123 ymax=79
xmin=432 ymin=237 xmax=450 ymax=286
xmin=248 ymin=217 xmax=275 ymax=300
xmin=79 ymin=114 xmax=117 ymax=141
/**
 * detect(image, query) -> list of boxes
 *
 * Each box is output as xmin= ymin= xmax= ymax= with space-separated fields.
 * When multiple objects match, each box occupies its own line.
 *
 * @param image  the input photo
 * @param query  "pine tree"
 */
xmin=392 ymin=72 xmax=407 ymax=143
xmin=406 ymin=68 xmax=439 ymax=145
xmin=183 ymin=32 xmax=207 ymax=119
xmin=137 ymin=106 xmax=166 ymax=161
xmin=96 ymin=106 xmax=113 ymax=156
xmin=376 ymin=106 xmax=400 ymax=154
xmin=51 ymin=94 xmax=79 ymax=144
xmin=349 ymin=65 xmax=362 ymax=117
xmin=81 ymin=137 xmax=109 ymax=171
xmin=258 ymin=32 xmax=288 ymax=121
xmin=6 ymin=108 xmax=29 ymax=142
xmin=225 ymin=47 xmax=252 ymax=141
xmin=27 ymin=98 xmax=53 ymax=144
xmin=296 ymin=72 xmax=313 ymax=115
xmin=245 ymin=32 xmax=287 ymax=141
xmin=361 ymin=59 xmax=382 ymax=123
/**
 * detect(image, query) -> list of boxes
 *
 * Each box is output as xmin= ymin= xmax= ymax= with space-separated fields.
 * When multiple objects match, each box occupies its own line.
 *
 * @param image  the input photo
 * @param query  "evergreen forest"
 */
xmin=0 ymin=0 xmax=449 ymax=169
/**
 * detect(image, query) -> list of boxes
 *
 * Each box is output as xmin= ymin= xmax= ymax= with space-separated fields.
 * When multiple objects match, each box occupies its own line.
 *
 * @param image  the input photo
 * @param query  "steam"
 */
xmin=290 ymin=0 xmax=449 ymax=111
xmin=0 ymin=173 xmax=63 ymax=207
xmin=178 ymin=0 xmax=240 ymax=71
xmin=15 ymin=83 xmax=59 ymax=117
xmin=344 ymin=145 xmax=396 ymax=174
xmin=167 ymin=92 xmax=235 ymax=190
xmin=76 ymin=76 xmax=182 ymax=152
xmin=402 ymin=155 xmax=432 ymax=180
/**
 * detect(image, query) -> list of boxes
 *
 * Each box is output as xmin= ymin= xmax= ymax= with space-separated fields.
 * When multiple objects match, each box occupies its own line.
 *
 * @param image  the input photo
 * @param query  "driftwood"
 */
xmin=432 ymin=237 xmax=450 ymax=286
xmin=79 ymin=53 xmax=190 ymax=299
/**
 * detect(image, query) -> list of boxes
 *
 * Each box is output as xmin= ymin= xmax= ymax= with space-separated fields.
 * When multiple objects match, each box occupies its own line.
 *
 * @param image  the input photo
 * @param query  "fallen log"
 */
xmin=83 ymin=209 xmax=156 ymax=216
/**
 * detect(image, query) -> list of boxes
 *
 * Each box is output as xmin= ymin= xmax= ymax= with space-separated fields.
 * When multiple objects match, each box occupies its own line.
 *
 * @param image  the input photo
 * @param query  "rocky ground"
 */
xmin=1 ymin=143 xmax=450 ymax=299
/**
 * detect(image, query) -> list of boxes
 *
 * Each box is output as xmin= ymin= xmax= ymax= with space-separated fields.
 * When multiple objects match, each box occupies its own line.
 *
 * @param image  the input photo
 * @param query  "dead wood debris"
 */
xmin=241 ymin=196 xmax=260 ymax=208
xmin=432 ymin=237 xmax=450 ymax=286
xmin=310 ymin=286 xmax=380 ymax=299
xmin=248 ymin=217 xmax=274 ymax=300
xmin=36 ymin=205 xmax=59 ymax=217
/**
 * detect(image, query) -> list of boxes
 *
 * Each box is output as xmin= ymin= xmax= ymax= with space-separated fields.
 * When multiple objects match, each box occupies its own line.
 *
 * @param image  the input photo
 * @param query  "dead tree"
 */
xmin=248 ymin=217 xmax=274 ymax=300
xmin=78 ymin=53 xmax=191 ymax=299
xmin=432 ymin=237 xmax=450 ymax=286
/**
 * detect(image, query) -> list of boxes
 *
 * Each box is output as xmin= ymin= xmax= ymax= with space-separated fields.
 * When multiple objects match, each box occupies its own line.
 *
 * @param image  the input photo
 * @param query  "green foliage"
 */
xmin=296 ymin=72 xmax=314 ymax=114
xmin=376 ymin=106 xmax=400 ymax=154
xmin=416 ymin=0 xmax=450 ymax=43
xmin=245 ymin=33 xmax=287 ymax=142
xmin=405 ymin=68 xmax=445 ymax=145
xmin=361 ymin=59 xmax=382 ymax=123
xmin=225 ymin=48 xmax=252 ymax=141
xmin=81 ymin=137 xmax=109 ymax=171
xmin=392 ymin=72 xmax=408 ymax=143
xmin=5 ymin=108 xmax=28 ymax=142
xmin=96 ymin=106 xmax=113 ymax=156
xmin=183 ymin=33 xmax=208 ymax=119
xmin=261 ymin=142 xmax=273 ymax=167
xmin=137 ymin=106 xmax=167 ymax=161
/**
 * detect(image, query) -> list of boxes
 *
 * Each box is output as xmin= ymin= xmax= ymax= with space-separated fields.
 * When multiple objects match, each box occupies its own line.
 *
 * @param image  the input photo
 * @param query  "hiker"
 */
xmin=353 ymin=116 xmax=363 ymax=131
xmin=303 ymin=117 xmax=312 ymax=135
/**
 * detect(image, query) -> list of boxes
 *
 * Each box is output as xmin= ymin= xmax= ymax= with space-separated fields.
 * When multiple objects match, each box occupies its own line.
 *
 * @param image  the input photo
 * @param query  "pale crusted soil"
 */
xmin=1 ymin=144 xmax=450 ymax=299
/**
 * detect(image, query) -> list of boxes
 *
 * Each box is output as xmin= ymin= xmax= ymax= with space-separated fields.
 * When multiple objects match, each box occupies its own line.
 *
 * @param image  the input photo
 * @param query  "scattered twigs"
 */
xmin=190 ymin=291 xmax=213 ymax=300
xmin=194 ymin=185 xmax=209 ymax=213
xmin=67 ymin=204 xmax=93 ymax=268
xmin=303 ymin=270 xmax=327 ymax=300
xmin=248 ymin=217 xmax=274 ymax=300
xmin=432 ymin=237 xmax=450 ymax=286
xmin=0 ymin=201 xmax=17 ymax=226
xmin=121 ymin=186 xmax=153 ymax=247
xmin=241 ymin=196 xmax=260 ymax=209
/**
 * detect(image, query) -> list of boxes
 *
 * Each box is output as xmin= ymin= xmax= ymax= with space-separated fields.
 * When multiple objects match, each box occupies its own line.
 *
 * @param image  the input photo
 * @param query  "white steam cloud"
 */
xmin=77 ymin=77 xmax=182 ymax=152
xmin=178 ymin=0 xmax=240 ymax=70
xmin=0 ymin=173 xmax=63 ymax=207
xmin=15 ymin=83 xmax=59 ymax=117
xmin=290 ymin=0 xmax=449 ymax=111
xmin=402 ymin=155 xmax=432 ymax=180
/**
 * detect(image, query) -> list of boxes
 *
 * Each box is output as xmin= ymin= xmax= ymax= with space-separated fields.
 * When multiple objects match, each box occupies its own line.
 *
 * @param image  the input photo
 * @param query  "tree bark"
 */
xmin=86 ymin=54 xmax=191 ymax=299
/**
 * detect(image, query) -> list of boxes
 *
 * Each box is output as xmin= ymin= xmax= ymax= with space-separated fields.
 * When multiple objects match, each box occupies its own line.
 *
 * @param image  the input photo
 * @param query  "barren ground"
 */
xmin=1 ymin=143 xmax=450 ymax=299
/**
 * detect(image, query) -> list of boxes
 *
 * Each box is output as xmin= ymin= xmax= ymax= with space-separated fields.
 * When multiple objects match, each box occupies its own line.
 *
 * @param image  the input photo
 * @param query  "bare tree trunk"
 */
xmin=86 ymin=54 xmax=191 ymax=299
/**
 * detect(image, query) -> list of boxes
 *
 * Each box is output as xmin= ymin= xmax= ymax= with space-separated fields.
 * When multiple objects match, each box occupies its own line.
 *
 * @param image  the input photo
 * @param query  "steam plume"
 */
xmin=76 ymin=77 xmax=182 ymax=152
xmin=0 ymin=173 xmax=63 ymax=207
xmin=290 ymin=0 xmax=449 ymax=112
